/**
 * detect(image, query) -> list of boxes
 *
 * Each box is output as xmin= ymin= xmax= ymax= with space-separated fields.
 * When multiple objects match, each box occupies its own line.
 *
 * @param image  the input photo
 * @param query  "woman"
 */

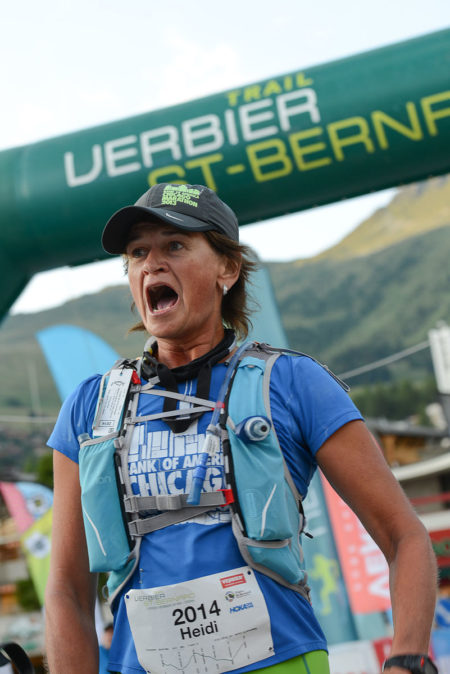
xmin=45 ymin=183 xmax=438 ymax=674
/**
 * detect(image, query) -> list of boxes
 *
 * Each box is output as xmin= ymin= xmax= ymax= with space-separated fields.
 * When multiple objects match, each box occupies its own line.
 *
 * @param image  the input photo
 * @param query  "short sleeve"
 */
xmin=286 ymin=356 xmax=362 ymax=454
xmin=47 ymin=375 xmax=102 ymax=463
xmin=269 ymin=354 xmax=363 ymax=495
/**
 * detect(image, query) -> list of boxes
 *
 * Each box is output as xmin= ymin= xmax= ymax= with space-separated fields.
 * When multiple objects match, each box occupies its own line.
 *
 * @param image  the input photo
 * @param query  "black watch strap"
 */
xmin=383 ymin=654 xmax=438 ymax=674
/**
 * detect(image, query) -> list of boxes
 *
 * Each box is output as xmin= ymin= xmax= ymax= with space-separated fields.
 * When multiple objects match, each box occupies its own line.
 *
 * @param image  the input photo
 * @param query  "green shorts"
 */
xmin=256 ymin=650 xmax=330 ymax=674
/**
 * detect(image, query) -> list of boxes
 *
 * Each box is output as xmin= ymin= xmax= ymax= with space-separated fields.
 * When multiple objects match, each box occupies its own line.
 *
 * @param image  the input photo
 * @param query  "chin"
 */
xmin=143 ymin=319 xmax=182 ymax=341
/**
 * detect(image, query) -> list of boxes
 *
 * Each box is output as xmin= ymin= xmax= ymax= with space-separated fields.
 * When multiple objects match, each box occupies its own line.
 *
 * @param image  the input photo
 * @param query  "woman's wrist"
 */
xmin=382 ymin=654 xmax=438 ymax=673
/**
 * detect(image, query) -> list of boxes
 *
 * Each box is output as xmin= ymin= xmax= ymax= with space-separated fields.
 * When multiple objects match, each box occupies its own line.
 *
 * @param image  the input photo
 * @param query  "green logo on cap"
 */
xmin=161 ymin=184 xmax=201 ymax=208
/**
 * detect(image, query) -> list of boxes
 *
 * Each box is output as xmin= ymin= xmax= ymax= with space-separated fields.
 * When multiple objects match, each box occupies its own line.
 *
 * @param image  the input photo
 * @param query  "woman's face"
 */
xmin=125 ymin=222 xmax=238 ymax=348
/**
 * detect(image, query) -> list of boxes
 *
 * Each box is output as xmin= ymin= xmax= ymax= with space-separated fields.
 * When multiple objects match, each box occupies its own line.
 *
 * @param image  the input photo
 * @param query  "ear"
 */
xmin=217 ymin=255 xmax=241 ymax=293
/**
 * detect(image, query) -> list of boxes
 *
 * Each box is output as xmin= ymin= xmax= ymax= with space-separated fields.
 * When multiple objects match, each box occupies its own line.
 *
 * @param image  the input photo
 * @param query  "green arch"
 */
xmin=2 ymin=28 xmax=449 ymax=320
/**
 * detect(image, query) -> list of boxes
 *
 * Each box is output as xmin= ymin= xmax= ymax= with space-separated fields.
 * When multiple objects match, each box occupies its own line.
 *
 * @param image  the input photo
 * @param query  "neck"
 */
xmin=151 ymin=327 xmax=227 ymax=369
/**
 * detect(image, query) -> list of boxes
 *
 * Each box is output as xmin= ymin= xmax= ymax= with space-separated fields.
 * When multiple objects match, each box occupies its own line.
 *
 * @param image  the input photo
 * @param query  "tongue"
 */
xmin=157 ymin=295 xmax=177 ymax=311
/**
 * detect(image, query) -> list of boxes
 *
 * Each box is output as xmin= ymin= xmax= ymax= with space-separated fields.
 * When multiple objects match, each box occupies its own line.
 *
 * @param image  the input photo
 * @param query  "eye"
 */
xmin=128 ymin=245 xmax=148 ymax=259
xmin=168 ymin=240 xmax=184 ymax=251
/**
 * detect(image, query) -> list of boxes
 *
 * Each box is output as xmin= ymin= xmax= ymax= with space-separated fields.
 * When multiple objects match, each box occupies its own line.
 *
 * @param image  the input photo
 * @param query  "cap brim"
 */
xmin=102 ymin=205 xmax=214 ymax=254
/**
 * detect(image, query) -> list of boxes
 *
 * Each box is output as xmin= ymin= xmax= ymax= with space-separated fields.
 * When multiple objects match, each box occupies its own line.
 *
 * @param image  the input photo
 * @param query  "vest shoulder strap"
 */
xmin=239 ymin=342 xmax=349 ymax=391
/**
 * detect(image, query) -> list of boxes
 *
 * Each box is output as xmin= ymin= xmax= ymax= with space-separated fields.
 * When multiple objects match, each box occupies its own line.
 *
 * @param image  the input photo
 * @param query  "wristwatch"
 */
xmin=382 ymin=654 xmax=438 ymax=673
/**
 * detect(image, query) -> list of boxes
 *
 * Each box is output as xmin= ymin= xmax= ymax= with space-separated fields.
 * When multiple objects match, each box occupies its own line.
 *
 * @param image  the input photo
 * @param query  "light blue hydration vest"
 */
xmin=78 ymin=343 xmax=343 ymax=605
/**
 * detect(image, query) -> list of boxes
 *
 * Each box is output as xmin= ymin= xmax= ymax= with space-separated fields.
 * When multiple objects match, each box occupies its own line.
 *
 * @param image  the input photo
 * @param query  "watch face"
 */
xmin=412 ymin=656 xmax=438 ymax=674
xmin=423 ymin=657 xmax=438 ymax=674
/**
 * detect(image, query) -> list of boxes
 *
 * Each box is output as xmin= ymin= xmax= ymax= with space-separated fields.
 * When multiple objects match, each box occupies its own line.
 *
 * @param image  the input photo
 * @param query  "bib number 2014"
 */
xmin=172 ymin=600 xmax=221 ymax=625
xmin=125 ymin=567 xmax=273 ymax=674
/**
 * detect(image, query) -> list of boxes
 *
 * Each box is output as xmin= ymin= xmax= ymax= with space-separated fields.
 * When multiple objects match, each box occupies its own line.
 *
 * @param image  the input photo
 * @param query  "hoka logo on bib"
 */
xmin=229 ymin=602 xmax=254 ymax=613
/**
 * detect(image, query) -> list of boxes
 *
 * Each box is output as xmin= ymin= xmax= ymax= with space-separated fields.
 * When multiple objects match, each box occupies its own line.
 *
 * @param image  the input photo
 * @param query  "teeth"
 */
xmin=149 ymin=285 xmax=178 ymax=312
xmin=149 ymin=286 xmax=164 ymax=310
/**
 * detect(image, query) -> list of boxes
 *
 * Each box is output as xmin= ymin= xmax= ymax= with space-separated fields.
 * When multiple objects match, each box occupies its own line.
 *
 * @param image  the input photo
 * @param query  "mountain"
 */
xmin=269 ymin=225 xmax=449 ymax=379
xmin=269 ymin=175 xmax=450 ymax=380
xmin=309 ymin=174 xmax=450 ymax=262
xmin=0 ymin=176 xmax=449 ymax=420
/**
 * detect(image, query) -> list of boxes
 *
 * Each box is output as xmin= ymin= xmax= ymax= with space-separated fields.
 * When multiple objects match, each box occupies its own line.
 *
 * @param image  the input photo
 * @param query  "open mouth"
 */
xmin=148 ymin=284 xmax=179 ymax=313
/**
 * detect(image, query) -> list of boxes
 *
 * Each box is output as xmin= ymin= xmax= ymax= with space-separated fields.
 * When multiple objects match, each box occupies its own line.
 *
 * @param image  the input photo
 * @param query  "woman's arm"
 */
xmin=45 ymin=451 xmax=99 ymax=673
xmin=316 ymin=420 xmax=437 ymax=672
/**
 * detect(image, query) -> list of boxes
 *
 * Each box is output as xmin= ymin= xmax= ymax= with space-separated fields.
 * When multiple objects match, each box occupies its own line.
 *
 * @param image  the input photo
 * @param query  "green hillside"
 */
xmin=268 ymin=174 xmax=450 ymax=381
xmin=309 ymin=174 xmax=450 ymax=262
xmin=269 ymin=225 xmax=450 ymax=381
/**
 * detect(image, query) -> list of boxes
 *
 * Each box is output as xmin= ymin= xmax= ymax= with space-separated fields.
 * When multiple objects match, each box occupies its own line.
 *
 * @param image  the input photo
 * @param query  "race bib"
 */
xmin=125 ymin=566 xmax=273 ymax=674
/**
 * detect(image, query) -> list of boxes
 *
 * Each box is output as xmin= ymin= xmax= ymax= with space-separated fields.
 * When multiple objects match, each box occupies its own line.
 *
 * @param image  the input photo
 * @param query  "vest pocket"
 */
xmin=247 ymin=542 xmax=305 ymax=586
xmin=79 ymin=435 xmax=131 ymax=572
xmin=231 ymin=433 xmax=296 ymax=540
xmin=245 ymin=483 xmax=306 ymax=585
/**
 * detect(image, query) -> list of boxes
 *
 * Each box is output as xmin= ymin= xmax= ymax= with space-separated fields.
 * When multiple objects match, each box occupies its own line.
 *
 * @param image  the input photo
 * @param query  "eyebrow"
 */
xmin=126 ymin=227 xmax=190 ymax=244
xmin=160 ymin=229 xmax=190 ymax=237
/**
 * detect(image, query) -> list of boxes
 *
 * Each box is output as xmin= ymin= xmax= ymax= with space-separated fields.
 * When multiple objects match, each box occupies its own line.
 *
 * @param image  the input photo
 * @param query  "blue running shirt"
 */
xmin=48 ymin=353 xmax=362 ymax=674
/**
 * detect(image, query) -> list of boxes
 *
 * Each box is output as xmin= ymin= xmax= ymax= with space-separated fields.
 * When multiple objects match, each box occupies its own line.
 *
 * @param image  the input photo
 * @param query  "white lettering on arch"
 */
xmin=104 ymin=135 xmax=141 ymax=177
xmin=277 ymin=88 xmax=321 ymax=131
xmin=239 ymin=99 xmax=278 ymax=142
xmin=182 ymin=115 xmax=224 ymax=156
xmin=140 ymin=126 xmax=181 ymax=168
xmin=64 ymin=144 xmax=102 ymax=187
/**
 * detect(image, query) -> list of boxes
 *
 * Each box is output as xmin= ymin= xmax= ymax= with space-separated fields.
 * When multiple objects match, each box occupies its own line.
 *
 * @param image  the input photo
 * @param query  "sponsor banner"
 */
xmin=321 ymin=475 xmax=391 ymax=614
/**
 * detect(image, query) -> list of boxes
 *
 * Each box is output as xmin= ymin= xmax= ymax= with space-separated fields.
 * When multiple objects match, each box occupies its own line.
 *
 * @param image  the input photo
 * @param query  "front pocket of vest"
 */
xmin=231 ymin=432 xmax=296 ymax=541
xmin=79 ymin=436 xmax=131 ymax=572
xmin=246 ymin=540 xmax=305 ymax=586
xmin=239 ymin=471 xmax=306 ymax=585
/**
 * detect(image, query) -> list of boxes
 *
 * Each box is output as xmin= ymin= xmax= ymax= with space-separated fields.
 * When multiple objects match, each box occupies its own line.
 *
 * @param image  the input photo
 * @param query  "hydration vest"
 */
xmin=78 ymin=342 xmax=347 ymax=606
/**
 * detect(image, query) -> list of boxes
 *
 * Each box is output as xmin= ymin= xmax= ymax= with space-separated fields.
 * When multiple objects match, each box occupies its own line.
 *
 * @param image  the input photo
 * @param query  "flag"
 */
xmin=0 ymin=482 xmax=53 ymax=534
xmin=21 ymin=508 xmax=53 ymax=606
xmin=321 ymin=475 xmax=391 ymax=614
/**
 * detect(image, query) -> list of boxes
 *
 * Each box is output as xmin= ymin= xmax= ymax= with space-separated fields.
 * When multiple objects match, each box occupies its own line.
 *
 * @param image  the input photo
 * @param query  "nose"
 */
xmin=142 ymin=248 xmax=168 ymax=274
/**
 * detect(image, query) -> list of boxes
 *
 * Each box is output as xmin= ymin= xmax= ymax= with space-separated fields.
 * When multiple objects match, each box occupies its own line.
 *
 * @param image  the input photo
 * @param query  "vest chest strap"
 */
xmin=132 ymin=405 xmax=214 ymax=424
xmin=128 ymin=505 xmax=218 ymax=535
xmin=124 ymin=491 xmax=228 ymax=514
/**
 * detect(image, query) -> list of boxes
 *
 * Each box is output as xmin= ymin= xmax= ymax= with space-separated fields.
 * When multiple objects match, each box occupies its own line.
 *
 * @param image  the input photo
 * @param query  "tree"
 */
xmin=36 ymin=451 xmax=54 ymax=489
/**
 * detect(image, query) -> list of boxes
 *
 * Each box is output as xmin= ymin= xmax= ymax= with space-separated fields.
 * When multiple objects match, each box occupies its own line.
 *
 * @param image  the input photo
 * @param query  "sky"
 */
xmin=3 ymin=0 xmax=450 ymax=314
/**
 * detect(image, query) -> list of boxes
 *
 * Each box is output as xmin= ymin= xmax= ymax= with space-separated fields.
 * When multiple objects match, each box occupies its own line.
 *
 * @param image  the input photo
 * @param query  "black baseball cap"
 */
xmin=102 ymin=183 xmax=239 ymax=253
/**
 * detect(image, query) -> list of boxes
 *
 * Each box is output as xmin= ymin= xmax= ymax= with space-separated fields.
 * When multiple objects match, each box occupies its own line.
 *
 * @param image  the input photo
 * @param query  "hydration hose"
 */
xmin=186 ymin=340 xmax=253 ymax=505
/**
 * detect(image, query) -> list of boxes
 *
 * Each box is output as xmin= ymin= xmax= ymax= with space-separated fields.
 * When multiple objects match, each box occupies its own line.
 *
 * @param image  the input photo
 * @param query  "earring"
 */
xmin=222 ymin=285 xmax=228 ymax=296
